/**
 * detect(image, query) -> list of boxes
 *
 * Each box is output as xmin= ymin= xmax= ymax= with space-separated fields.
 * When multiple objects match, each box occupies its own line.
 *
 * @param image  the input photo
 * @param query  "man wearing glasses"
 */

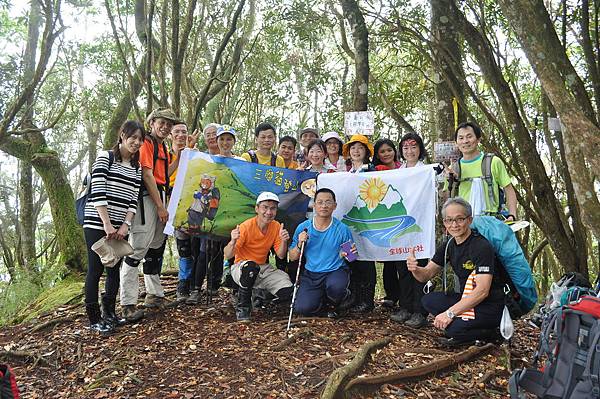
xmin=289 ymin=188 xmax=355 ymax=318
xmin=407 ymin=197 xmax=505 ymax=347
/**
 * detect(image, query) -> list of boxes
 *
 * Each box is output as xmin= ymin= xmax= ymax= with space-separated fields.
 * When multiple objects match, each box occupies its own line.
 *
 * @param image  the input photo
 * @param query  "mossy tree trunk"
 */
xmin=498 ymin=0 xmax=600 ymax=242
xmin=430 ymin=0 xmax=466 ymax=140
xmin=341 ymin=0 xmax=369 ymax=111
xmin=0 ymin=0 xmax=86 ymax=274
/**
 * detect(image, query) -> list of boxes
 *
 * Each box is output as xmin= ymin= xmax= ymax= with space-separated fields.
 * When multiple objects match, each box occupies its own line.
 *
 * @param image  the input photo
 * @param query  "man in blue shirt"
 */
xmin=290 ymin=188 xmax=355 ymax=316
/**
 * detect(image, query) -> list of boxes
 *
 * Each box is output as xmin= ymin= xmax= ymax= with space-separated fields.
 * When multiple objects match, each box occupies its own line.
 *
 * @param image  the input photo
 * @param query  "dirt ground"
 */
xmin=0 ymin=278 xmax=539 ymax=399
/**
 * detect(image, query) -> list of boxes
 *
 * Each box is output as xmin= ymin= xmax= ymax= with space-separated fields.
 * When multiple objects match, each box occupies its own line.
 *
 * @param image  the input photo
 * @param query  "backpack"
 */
xmin=510 ymin=296 xmax=600 ymax=399
xmin=247 ymin=149 xmax=277 ymax=166
xmin=471 ymin=216 xmax=537 ymax=316
xmin=450 ymin=153 xmax=505 ymax=214
xmin=441 ymin=216 xmax=537 ymax=318
xmin=76 ymin=150 xmax=114 ymax=225
xmin=0 ymin=364 xmax=20 ymax=399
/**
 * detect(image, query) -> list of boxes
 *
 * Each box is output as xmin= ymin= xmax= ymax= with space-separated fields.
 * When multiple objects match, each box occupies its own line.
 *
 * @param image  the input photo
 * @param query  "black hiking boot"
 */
xmin=236 ymin=287 xmax=252 ymax=323
xmin=101 ymin=295 xmax=126 ymax=328
xmin=86 ymin=303 xmax=114 ymax=336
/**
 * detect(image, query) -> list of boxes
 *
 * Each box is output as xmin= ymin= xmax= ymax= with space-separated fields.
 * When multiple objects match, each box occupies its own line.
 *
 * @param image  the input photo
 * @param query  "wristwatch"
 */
xmin=124 ymin=220 xmax=132 ymax=228
xmin=446 ymin=309 xmax=456 ymax=319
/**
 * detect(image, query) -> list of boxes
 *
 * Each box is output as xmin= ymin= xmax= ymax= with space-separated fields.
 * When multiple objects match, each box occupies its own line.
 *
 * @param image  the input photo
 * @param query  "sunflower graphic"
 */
xmin=359 ymin=177 xmax=387 ymax=209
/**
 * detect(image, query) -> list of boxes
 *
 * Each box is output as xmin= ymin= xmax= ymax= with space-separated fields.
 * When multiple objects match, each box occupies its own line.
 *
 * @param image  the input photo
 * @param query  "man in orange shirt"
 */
xmin=120 ymin=108 xmax=182 ymax=321
xmin=223 ymin=192 xmax=293 ymax=322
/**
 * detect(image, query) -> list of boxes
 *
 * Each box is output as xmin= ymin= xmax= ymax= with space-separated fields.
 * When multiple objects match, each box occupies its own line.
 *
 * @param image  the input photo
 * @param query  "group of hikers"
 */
xmin=82 ymin=107 xmax=520 ymax=347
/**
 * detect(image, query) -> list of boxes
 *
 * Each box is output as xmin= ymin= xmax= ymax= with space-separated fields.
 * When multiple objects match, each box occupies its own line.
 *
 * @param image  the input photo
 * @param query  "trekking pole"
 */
xmin=286 ymin=231 xmax=307 ymax=336
xmin=205 ymin=238 xmax=211 ymax=305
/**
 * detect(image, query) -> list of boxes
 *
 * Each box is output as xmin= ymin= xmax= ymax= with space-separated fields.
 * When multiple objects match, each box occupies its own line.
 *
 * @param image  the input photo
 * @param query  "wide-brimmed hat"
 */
xmin=146 ymin=108 xmax=180 ymax=125
xmin=342 ymin=134 xmax=374 ymax=158
xmin=256 ymin=191 xmax=280 ymax=205
xmin=321 ymin=131 xmax=344 ymax=146
xmin=91 ymin=237 xmax=134 ymax=267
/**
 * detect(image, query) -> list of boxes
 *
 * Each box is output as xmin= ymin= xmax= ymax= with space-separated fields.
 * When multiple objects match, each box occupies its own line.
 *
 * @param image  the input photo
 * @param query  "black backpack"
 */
xmin=510 ymin=296 xmax=600 ymax=398
xmin=246 ymin=149 xmax=277 ymax=166
xmin=76 ymin=150 xmax=114 ymax=225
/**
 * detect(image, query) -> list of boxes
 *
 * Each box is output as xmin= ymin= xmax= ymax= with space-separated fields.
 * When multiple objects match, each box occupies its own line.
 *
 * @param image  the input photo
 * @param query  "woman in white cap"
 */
xmin=322 ymin=131 xmax=346 ymax=172
xmin=216 ymin=125 xmax=245 ymax=160
xmin=83 ymin=120 xmax=144 ymax=334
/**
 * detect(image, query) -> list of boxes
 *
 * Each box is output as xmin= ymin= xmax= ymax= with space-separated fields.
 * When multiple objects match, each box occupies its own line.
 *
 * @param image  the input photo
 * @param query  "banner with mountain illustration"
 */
xmin=165 ymin=149 xmax=317 ymax=240
xmin=317 ymin=166 xmax=437 ymax=261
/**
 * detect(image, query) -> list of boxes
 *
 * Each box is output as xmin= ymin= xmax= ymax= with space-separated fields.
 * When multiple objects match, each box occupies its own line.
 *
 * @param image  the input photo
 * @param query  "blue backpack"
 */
xmin=471 ymin=215 xmax=538 ymax=317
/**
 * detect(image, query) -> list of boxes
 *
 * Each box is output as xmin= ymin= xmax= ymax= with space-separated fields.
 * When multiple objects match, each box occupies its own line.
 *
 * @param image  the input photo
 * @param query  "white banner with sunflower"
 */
xmin=317 ymin=165 xmax=437 ymax=261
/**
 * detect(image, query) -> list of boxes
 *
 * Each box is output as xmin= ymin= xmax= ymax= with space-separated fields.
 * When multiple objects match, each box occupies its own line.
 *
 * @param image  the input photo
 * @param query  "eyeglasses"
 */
xmin=315 ymin=200 xmax=335 ymax=207
xmin=443 ymin=216 xmax=469 ymax=225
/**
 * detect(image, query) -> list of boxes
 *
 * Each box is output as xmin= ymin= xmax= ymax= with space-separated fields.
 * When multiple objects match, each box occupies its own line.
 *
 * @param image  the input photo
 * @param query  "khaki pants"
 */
xmin=120 ymin=194 xmax=166 ymax=306
xmin=231 ymin=262 xmax=293 ymax=294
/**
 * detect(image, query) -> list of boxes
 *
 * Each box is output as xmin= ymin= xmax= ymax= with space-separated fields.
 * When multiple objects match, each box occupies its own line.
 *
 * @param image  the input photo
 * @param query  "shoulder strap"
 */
xmin=270 ymin=152 xmax=277 ymax=166
xmin=162 ymin=142 xmax=169 ymax=191
xmin=145 ymin=135 xmax=160 ymax=169
xmin=481 ymin=153 xmax=497 ymax=210
xmin=107 ymin=150 xmax=115 ymax=169
xmin=449 ymin=157 xmax=462 ymax=197
xmin=247 ymin=150 xmax=258 ymax=164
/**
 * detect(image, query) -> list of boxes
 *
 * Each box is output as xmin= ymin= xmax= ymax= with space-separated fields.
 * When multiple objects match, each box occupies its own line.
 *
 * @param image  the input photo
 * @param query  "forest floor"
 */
xmin=0 ymin=274 xmax=540 ymax=399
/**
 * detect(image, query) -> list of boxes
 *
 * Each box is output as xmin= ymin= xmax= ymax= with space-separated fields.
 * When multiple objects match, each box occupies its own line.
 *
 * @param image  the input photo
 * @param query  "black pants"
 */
xmin=190 ymin=237 xmax=224 ymax=290
xmin=422 ymin=292 xmax=503 ymax=341
xmin=383 ymin=259 xmax=428 ymax=314
xmin=84 ymin=228 xmax=123 ymax=304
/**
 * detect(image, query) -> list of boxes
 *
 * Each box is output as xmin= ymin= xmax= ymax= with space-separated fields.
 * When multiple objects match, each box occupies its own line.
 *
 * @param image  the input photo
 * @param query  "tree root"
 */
xmin=29 ymin=314 xmax=79 ymax=333
xmin=344 ymin=343 xmax=495 ymax=394
xmin=320 ymin=336 xmax=392 ymax=399
xmin=0 ymin=350 xmax=49 ymax=366
xmin=272 ymin=330 xmax=313 ymax=351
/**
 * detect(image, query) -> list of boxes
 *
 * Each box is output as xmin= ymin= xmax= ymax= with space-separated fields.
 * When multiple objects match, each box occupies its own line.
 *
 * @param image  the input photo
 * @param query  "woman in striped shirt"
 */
xmin=83 ymin=120 xmax=144 ymax=334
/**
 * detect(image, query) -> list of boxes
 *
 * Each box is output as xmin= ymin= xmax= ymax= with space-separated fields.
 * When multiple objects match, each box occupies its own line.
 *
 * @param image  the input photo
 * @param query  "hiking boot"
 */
xmin=327 ymin=310 xmax=340 ymax=319
xmin=86 ymin=303 xmax=114 ymax=336
xmin=176 ymin=291 xmax=190 ymax=303
xmin=176 ymin=280 xmax=190 ymax=303
xmin=236 ymin=287 xmax=252 ymax=322
xmin=381 ymin=298 xmax=396 ymax=308
xmin=122 ymin=305 xmax=144 ymax=322
xmin=390 ymin=308 xmax=412 ymax=323
xmin=186 ymin=290 xmax=201 ymax=305
xmin=236 ymin=306 xmax=251 ymax=322
xmin=144 ymin=294 xmax=164 ymax=308
xmin=405 ymin=313 xmax=427 ymax=328
xmin=350 ymin=302 xmax=374 ymax=314
xmin=101 ymin=295 xmax=126 ymax=328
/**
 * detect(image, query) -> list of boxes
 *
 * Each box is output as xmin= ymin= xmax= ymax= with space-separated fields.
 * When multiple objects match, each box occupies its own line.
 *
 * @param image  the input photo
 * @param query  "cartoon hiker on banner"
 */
xmin=187 ymin=174 xmax=220 ymax=230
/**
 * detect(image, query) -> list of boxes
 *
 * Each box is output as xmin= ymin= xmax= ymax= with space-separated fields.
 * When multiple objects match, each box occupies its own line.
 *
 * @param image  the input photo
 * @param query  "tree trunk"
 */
xmin=498 ymin=0 xmax=600 ymax=241
xmin=430 ymin=0 xmax=466 ymax=140
xmin=31 ymin=151 xmax=86 ymax=273
xmin=341 ymin=0 xmax=369 ymax=111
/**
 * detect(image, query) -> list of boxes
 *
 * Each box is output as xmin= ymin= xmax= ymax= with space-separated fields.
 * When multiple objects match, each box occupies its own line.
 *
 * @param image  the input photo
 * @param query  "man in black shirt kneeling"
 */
xmin=407 ymin=197 xmax=505 ymax=347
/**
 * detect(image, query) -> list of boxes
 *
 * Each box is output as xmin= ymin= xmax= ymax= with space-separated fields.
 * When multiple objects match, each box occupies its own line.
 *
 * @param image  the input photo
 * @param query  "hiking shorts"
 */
xmin=231 ymin=262 xmax=292 ymax=294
